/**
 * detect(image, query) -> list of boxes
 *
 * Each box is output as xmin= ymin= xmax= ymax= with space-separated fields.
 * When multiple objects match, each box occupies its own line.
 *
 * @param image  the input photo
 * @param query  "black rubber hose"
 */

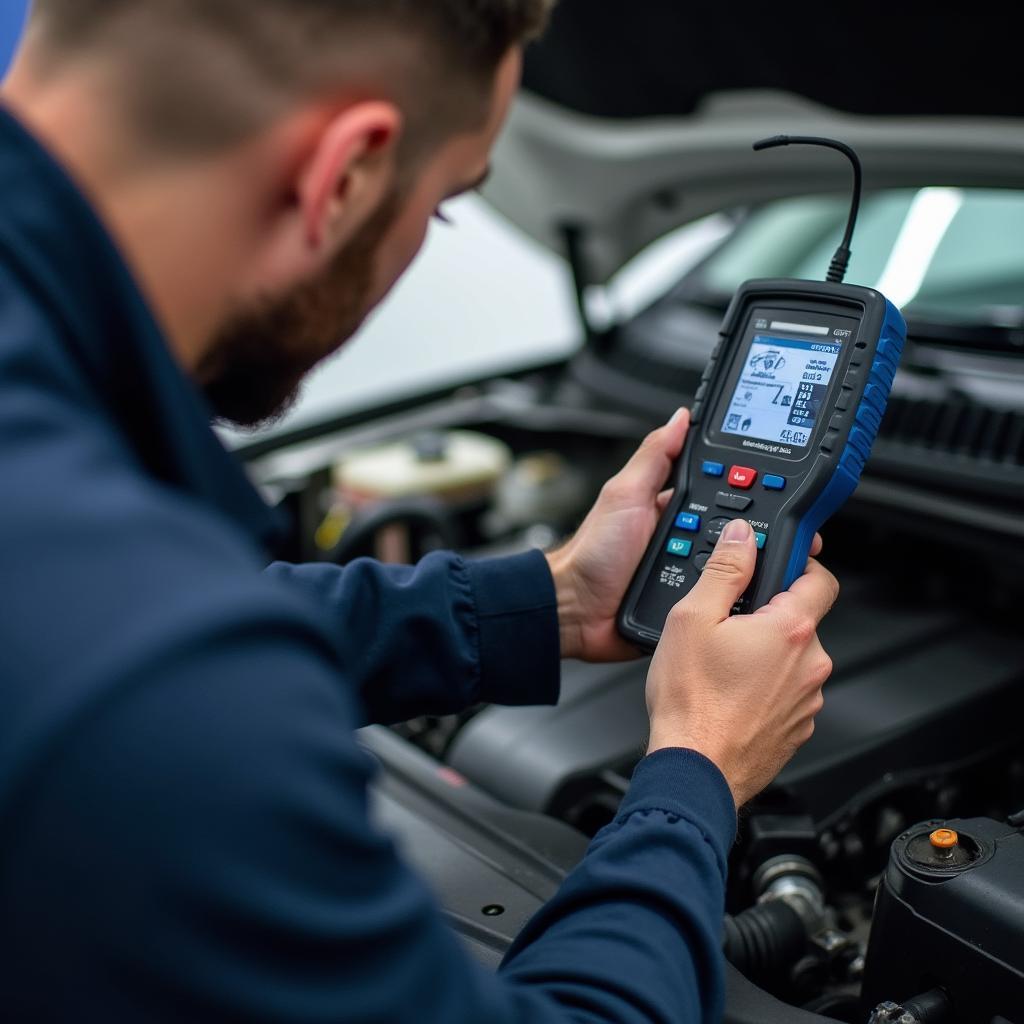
xmin=328 ymin=498 xmax=458 ymax=565
xmin=723 ymin=901 xmax=807 ymax=984
xmin=902 ymin=988 xmax=953 ymax=1024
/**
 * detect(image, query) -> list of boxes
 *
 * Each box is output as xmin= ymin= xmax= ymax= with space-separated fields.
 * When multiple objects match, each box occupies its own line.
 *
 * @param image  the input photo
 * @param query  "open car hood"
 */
xmin=483 ymin=4 xmax=1024 ymax=284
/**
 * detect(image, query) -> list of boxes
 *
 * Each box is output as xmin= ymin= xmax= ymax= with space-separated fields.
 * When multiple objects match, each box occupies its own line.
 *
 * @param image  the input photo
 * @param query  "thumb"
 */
xmin=684 ymin=519 xmax=757 ymax=623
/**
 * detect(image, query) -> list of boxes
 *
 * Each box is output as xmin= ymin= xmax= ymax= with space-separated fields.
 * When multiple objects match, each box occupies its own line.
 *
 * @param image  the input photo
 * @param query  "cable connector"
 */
xmin=753 ymin=135 xmax=864 ymax=285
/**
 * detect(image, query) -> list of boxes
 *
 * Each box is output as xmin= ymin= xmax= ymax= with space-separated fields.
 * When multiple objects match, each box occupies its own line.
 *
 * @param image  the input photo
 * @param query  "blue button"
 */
xmin=667 ymin=538 xmax=693 ymax=557
xmin=675 ymin=513 xmax=701 ymax=532
xmin=763 ymin=475 xmax=786 ymax=491
xmin=702 ymin=461 xmax=725 ymax=478
xmin=754 ymin=532 xmax=768 ymax=550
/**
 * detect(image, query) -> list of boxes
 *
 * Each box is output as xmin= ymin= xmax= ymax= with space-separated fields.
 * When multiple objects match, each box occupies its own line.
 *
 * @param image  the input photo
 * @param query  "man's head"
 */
xmin=7 ymin=1 xmax=552 ymax=425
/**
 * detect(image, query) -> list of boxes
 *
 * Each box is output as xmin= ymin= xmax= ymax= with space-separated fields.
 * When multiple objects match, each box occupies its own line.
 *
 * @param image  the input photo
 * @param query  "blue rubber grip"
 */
xmin=782 ymin=300 xmax=907 ymax=589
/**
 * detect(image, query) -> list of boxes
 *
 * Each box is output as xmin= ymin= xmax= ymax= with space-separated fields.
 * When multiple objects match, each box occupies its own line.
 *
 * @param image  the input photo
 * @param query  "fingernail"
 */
xmin=720 ymin=519 xmax=752 ymax=544
xmin=669 ymin=407 xmax=688 ymax=426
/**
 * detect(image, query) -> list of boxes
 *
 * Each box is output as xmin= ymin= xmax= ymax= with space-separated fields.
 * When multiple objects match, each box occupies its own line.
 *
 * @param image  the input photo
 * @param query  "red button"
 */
xmin=728 ymin=466 xmax=758 ymax=490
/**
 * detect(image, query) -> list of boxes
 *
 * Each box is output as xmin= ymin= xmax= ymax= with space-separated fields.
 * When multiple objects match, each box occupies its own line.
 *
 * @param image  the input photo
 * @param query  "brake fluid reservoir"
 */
xmin=317 ymin=431 xmax=513 ymax=561
xmin=334 ymin=430 xmax=512 ymax=506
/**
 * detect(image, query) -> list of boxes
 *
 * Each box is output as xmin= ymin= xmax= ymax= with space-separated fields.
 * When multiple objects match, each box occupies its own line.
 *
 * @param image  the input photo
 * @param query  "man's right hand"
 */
xmin=646 ymin=519 xmax=838 ymax=809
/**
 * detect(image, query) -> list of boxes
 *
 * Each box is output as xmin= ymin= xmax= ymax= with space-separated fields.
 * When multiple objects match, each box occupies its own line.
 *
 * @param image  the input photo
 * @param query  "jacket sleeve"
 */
xmin=4 ymin=594 xmax=735 ymax=1024
xmin=265 ymin=548 xmax=561 ymax=724
xmin=500 ymin=749 xmax=736 ymax=1024
xmin=3 ymin=441 xmax=732 ymax=1022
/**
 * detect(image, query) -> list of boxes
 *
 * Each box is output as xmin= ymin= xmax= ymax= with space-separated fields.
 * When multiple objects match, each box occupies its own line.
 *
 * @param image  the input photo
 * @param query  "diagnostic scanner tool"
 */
xmin=618 ymin=137 xmax=907 ymax=650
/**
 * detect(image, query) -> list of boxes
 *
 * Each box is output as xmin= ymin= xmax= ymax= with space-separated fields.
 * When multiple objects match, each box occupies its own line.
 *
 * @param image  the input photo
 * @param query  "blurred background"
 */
xmin=0 ymin=2 xmax=27 ymax=78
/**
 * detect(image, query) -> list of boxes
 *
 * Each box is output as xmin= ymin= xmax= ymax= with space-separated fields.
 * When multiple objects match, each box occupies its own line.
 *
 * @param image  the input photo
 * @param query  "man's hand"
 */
xmin=545 ymin=409 xmax=692 ymax=663
xmin=545 ymin=408 xmax=822 ymax=663
xmin=646 ymin=519 xmax=838 ymax=809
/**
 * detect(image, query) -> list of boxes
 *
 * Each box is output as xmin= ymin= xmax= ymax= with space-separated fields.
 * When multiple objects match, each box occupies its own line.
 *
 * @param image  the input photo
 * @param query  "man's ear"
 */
xmin=232 ymin=100 xmax=403 ymax=300
xmin=298 ymin=101 xmax=403 ymax=252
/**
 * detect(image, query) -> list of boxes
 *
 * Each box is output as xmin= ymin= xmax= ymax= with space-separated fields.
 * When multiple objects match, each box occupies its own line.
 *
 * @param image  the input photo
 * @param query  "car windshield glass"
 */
xmin=696 ymin=189 xmax=1024 ymax=329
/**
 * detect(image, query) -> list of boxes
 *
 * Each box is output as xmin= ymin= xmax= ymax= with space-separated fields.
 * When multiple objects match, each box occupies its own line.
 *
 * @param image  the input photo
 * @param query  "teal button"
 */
xmin=667 ymin=538 xmax=693 ymax=557
xmin=754 ymin=532 xmax=767 ymax=550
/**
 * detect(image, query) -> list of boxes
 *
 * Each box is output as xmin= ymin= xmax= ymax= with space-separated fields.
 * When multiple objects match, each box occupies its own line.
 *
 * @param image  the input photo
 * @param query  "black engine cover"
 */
xmin=862 ymin=816 xmax=1024 ymax=1024
xmin=448 ymin=573 xmax=1024 ymax=830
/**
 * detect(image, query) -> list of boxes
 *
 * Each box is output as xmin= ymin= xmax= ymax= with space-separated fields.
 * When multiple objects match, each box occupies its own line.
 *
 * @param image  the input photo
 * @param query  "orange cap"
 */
xmin=930 ymin=828 xmax=959 ymax=850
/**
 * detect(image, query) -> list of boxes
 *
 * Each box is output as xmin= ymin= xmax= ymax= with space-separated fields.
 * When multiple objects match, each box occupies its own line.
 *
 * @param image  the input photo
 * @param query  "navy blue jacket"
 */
xmin=0 ymin=107 xmax=736 ymax=1023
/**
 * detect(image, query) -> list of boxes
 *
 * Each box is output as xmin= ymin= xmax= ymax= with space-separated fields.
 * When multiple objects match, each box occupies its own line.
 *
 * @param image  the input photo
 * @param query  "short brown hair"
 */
xmin=29 ymin=0 xmax=554 ymax=155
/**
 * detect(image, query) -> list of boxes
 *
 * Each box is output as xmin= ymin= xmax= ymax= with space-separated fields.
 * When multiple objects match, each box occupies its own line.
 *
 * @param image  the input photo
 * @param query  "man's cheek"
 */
xmin=371 ymin=218 xmax=431 ymax=305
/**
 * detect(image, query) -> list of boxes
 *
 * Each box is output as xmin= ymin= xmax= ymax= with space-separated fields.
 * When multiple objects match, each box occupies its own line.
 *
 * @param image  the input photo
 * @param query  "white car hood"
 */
xmin=483 ymin=89 xmax=1024 ymax=285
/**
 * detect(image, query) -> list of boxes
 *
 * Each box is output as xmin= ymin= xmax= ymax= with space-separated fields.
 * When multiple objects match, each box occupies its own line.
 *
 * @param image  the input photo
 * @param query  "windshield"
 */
xmin=696 ymin=189 xmax=1024 ymax=329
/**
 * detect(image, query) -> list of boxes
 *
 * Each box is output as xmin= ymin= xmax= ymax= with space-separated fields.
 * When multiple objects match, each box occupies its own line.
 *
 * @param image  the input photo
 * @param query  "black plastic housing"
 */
xmin=618 ymin=279 xmax=903 ymax=650
xmin=861 ymin=817 xmax=1024 ymax=1024
xmin=361 ymin=726 xmax=588 ymax=968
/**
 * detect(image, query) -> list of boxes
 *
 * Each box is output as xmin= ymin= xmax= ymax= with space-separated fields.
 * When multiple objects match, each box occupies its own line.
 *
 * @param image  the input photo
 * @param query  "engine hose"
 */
xmin=870 ymin=988 xmax=954 ymax=1024
xmin=723 ymin=900 xmax=807 ymax=983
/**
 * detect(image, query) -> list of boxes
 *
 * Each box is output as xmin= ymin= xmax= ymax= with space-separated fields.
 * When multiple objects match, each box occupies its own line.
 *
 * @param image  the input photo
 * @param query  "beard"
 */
xmin=198 ymin=189 xmax=403 ymax=429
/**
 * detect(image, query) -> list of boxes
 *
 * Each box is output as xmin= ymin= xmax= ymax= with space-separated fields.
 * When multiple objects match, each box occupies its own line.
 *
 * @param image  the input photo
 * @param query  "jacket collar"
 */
xmin=0 ymin=106 xmax=284 ymax=553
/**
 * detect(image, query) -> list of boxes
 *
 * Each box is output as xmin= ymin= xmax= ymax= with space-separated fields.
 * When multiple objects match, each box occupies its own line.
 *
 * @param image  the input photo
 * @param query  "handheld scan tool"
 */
xmin=619 ymin=137 xmax=907 ymax=650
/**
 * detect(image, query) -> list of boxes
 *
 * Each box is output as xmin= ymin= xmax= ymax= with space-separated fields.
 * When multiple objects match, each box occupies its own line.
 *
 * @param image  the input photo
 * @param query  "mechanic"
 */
xmin=0 ymin=2 xmax=837 ymax=1022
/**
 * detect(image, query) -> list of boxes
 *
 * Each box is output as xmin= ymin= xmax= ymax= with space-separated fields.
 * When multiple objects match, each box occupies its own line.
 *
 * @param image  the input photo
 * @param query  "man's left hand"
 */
xmin=545 ymin=408 xmax=692 ymax=663
xmin=547 ymin=409 xmax=824 ymax=662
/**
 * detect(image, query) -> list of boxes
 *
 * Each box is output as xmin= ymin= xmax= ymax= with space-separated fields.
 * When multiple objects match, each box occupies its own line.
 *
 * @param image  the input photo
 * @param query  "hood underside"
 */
xmin=482 ymin=5 xmax=1024 ymax=284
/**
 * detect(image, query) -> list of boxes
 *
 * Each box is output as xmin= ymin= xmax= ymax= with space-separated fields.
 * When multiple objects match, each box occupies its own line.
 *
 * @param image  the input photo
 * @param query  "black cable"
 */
xmin=753 ymin=135 xmax=864 ymax=285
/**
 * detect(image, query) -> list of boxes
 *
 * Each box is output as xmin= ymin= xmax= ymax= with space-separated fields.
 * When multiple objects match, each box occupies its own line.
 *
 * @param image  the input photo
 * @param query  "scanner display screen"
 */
xmin=721 ymin=335 xmax=842 ymax=449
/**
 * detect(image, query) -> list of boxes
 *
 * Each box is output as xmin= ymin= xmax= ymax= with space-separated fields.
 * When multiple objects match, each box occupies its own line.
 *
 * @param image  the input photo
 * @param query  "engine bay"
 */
xmin=243 ymin=308 xmax=1024 ymax=1024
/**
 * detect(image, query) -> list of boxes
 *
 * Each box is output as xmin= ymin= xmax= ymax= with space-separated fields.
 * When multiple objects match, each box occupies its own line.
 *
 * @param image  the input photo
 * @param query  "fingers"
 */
xmin=609 ymin=409 xmax=690 ymax=505
xmin=656 ymin=489 xmax=675 ymax=514
xmin=811 ymin=533 xmax=824 ymax=558
xmin=680 ymin=519 xmax=757 ymax=624
xmin=767 ymin=558 xmax=840 ymax=628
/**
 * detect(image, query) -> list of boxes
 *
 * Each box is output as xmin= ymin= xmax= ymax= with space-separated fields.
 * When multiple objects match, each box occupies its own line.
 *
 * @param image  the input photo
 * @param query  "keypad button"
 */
xmin=694 ymin=552 xmax=712 ymax=572
xmin=716 ymin=492 xmax=753 ymax=512
xmin=762 ymin=475 xmax=786 ymax=491
xmin=702 ymin=461 xmax=725 ymax=478
xmin=667 ymin=538 xmax=693 ymax=557
xmin=675 ymin=512 xmax=701 ymax=532
xmin=705 ymin=516 xmax=733 ymax=543
xmin=754 ymin=532 xmax=768 ymax=550
xmin=728 ymin=465 xmax=757 ymax=490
